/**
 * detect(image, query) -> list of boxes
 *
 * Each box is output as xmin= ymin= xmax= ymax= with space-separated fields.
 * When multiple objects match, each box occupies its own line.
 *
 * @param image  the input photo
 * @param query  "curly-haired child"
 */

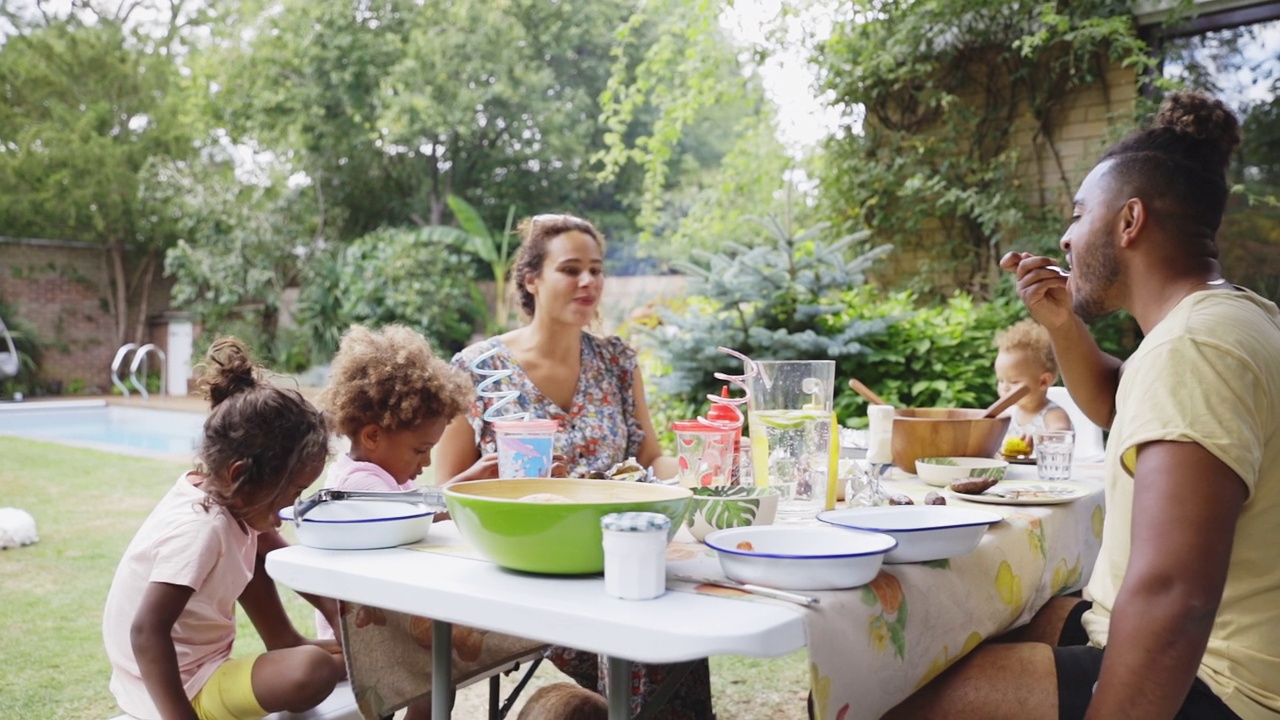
xmin=318 ymin=324 xmax=495 ymax=496
xmin=994 ymin=318 xmax=1073 ymax=456
xmin=103 ymin=337 xmax=343 ymax=720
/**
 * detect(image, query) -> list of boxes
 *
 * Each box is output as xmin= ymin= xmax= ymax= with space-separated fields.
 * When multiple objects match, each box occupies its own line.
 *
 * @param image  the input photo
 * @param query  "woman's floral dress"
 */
xmin=453 ymin=333 xmax=645 ymax=476
xmin=452 ymin=332 xmax=715 ymax=719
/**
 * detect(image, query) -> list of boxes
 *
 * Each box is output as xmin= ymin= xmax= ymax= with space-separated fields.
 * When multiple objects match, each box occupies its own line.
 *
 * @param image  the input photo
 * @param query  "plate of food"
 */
xmin=999 ymin=437 xmax=1037 ymax=464
xmin=947 ymin=481 xmax=1089 ymax=505
xmin=1000 ymin=454 xmax=1037 ymax=465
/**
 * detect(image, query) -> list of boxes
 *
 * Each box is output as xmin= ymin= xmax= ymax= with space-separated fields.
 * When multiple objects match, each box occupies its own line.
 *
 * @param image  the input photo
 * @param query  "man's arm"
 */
xmin=1001 ymin=252 xmax=1123 ymax=429
xmin=1085 ymin=441 xmax=1246 ymax=719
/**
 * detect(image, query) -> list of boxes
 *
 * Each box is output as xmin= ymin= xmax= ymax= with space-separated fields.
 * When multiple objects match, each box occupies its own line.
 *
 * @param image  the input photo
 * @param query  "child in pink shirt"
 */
xmin=315 ymin=324 xmax=499 ymax=720
xmin=103 ymin=338 xmax=342 ymax=720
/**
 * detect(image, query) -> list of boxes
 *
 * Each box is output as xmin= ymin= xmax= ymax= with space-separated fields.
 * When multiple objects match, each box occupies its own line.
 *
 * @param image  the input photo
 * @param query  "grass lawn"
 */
xmin=0 ymin=436 xmax=809 ymax=719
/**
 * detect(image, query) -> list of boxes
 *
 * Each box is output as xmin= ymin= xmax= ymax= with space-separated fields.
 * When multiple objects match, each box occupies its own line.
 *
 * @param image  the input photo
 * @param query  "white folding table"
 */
xmin=266 ymin=525 xmax=807 ymax=720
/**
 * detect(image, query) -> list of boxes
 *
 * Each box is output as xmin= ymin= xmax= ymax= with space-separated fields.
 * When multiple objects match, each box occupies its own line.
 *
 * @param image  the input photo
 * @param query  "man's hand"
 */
xmin=1000 ymin=251 xmax=1073 ymax=331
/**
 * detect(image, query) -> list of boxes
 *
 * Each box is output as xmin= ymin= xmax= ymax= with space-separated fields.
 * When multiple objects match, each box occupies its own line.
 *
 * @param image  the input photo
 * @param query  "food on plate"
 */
xmin=949 ymin=478 xmax=1000 ymax=495
xmin=1001 ymin=436 xmax=1032 ymax=458
xmin=518 ymin=493 xmax=573 ymax=503
xmin=924 ymin=491 xmax=946 ymax=505
xmin=888 ymin=493 xmax=914 ymax=506
xmin=587 ymin=457 xmax=654 ymax=483
xmin=735 ymin=540 xmax=755 ymax=551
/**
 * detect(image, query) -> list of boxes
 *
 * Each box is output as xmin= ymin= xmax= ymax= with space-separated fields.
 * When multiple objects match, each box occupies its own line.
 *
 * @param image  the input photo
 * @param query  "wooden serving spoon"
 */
xmin=982 ymin=384 xmax=1030 ymax=419
xmin=848 ymin=378 xmax=889 ymax=407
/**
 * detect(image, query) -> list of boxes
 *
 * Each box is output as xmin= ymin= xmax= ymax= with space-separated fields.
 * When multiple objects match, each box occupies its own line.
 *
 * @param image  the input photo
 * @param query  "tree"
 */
xmin=0 ymin=18 xmax=196 ymax=346
xmin=815 ymin=0 xmax=1153 ymax=296
xmin=208 ymin=0 xmax=650 ymax=239
xmin=643 ymin=216 xmax=895 ymax=400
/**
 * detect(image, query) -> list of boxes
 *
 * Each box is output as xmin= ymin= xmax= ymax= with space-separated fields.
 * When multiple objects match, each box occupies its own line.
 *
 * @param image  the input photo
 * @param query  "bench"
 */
xmin=107 ymin=680 xmax=362 ymax=720
xmin=107 ymin=653 xmax=543 ymax=720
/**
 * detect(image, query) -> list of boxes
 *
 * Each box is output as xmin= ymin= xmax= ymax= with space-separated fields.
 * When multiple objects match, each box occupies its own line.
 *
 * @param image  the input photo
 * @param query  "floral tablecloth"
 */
xmin=667 ymin=466 xmax=1105 ymax=720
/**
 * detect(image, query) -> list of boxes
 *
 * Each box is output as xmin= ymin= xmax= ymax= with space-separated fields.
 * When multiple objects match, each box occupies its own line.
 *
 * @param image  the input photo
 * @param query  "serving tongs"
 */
xmin=291 ymin=487 xmax=447 ymax=525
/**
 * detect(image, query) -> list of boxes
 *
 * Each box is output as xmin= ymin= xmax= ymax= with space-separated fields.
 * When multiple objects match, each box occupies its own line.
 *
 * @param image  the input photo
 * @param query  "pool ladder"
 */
xmin=111 ymin=343 xmax=166 ymax=400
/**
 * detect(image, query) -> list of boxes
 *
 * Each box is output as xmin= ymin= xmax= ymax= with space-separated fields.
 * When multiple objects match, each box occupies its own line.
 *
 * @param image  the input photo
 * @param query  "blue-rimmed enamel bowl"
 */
xmin=704 ymin=525 xmax=896 ymax=590
xmin=817 ymin=505 xmax=1002 ymax=563
xmin=278 ymin=500 xmax=435 ymax=550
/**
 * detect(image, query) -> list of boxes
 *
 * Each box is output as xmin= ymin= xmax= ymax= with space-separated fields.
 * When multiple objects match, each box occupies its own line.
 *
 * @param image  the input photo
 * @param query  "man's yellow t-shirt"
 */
xmin=1082 ymin=288 xmax=1280 ymax=720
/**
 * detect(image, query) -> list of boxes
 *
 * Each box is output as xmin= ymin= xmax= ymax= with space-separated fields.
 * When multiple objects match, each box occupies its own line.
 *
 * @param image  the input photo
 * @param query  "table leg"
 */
xmin=605 ymin=655 xmax=632 ymax=720
xmin=433 ymin=620 xmax=454 ymax=720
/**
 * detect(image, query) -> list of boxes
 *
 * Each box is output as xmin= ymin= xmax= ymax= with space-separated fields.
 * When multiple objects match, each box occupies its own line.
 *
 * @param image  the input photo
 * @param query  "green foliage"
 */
xmin=446 ymin=194 xmax=517 ymax=333
xmin=641 ymin=217 xmax=897 ymax=403
xmin=831 ymin=288 xmax=1026 ymax=425
xmin=816 ymin=0 xmax=1154 ymax=297
xmin=0 ymin=298 xmax=45 ymax=398
xmin=333 ymin=227 xmax=483 ymax=354
xmin=0 ymin=18 xmax=198 ymax=344
xmin=159 ymin=153 xmax=328 ymax=348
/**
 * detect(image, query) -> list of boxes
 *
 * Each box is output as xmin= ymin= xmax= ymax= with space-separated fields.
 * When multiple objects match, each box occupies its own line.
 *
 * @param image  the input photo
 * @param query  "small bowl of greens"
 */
xmin=685 ymin=485 xmax=779 ymax=543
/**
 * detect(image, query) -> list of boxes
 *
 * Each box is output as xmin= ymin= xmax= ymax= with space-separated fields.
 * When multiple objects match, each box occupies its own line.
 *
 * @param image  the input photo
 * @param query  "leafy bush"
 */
xmin=0 ymin=298 xmax=44 ymax=398
xmin=640 ymin=218 xmax=897 ymax=402
xmin=334 ymin=227 xmax=484 ymax=355
xmin=831 ymin=288 xmax=1026 ymax=425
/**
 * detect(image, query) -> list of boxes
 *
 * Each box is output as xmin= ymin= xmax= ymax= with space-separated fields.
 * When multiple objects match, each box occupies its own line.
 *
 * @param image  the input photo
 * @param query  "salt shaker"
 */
xmin=601 ymin=512 xmax=670 ymax=600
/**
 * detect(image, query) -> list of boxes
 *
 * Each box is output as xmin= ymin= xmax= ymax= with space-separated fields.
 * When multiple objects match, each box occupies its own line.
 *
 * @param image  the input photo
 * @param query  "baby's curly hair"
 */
xmin=995 ymin=318 xmax=1058 ymax=377
xmin=321 ymin=324 xmax=473 ymax=438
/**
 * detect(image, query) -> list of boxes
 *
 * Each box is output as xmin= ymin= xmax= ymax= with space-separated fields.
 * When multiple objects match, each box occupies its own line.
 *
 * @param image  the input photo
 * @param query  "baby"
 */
xmin=993 ymin=318 xmax=1073 ymax=456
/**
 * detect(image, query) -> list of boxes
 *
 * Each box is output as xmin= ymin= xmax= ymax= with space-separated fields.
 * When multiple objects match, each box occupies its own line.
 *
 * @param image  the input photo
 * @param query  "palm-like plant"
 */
xmin=447 ymin=195 xmax=518 ymax=333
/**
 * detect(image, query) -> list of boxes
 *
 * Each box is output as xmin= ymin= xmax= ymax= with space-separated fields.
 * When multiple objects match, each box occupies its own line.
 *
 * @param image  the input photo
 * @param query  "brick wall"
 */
xmin=0 ymin=237 xmax=171 ymax=393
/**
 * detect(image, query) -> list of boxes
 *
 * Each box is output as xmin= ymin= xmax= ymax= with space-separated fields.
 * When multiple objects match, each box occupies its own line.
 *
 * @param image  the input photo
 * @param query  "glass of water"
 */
xmin=1035 ymin=430 xmax=1075 ymax=481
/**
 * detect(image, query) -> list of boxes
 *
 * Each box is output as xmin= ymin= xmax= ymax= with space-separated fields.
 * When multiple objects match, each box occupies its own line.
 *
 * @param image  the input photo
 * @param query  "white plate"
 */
xmin=279 ymin=500 xmax=434 ymax=550
xmin=948 ymin=481 xmax=1089 ymax=505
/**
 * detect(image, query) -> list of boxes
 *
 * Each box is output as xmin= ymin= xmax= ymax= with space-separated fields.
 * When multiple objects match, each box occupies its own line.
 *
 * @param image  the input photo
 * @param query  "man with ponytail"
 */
xmin=886 ymin=92 xmax=1280 ymax=719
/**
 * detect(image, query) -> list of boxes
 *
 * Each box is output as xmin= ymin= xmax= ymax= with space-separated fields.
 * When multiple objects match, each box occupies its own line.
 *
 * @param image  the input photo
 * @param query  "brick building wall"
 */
xmin=0 ymin=237 xmax=172 ymax=393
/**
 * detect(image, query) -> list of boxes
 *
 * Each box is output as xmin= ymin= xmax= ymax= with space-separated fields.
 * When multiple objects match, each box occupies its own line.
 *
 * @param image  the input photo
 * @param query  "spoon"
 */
xmin=982 ymin=384 xmax=1030 ymax=419
xmin=848 ymin=378 xmax=889 ymax=407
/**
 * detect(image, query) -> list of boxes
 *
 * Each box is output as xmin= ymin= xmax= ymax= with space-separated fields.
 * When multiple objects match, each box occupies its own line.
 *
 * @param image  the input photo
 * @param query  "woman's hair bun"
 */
xmin=198 ymin=337 xmax=259 ymax=408
xmin=1154 ymin=91 xmax=1242 ymax=170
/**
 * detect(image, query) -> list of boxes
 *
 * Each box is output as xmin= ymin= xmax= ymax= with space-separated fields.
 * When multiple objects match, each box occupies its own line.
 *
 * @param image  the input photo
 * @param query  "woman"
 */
xmin=436 ymin=213 xmax=672 ymax=479
xmin=435 ymin=213 xmax=709 ymax=719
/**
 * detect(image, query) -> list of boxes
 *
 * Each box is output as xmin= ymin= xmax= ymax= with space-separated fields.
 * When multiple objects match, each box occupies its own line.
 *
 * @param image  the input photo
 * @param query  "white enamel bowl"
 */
xmin=914 ymin=456 xmax=1008 ymax=487
xmin=704 ymin=525 xmax=897 ymax=590
xmin=817 ymin=505 xmax=1002 ymax=563
xmin=278 ymin=500 xmax=435 ymax=550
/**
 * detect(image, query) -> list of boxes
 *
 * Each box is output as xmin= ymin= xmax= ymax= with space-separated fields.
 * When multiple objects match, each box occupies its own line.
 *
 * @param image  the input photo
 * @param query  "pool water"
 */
xmin=0 ymin=401 xmax=204 ymax=456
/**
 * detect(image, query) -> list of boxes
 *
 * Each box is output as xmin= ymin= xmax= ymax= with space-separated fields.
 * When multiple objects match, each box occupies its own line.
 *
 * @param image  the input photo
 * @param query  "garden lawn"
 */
xmin=0 ymin=437 xmax=809 ymax=719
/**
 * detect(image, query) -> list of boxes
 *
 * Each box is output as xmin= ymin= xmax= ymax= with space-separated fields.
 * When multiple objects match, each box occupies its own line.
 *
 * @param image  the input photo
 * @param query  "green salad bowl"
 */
xmin=442 ymin=478 xmax=692 ymax=575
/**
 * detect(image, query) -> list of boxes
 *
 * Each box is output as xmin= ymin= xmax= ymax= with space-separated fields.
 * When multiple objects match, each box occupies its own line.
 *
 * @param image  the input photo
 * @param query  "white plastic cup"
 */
xmin=493 ymin=419 xmax=558 ymax=478
xmin=601 ymin=512 xmax=670 ymax=601
xmin=1035 ymin=429 xmax=1075 ymax=481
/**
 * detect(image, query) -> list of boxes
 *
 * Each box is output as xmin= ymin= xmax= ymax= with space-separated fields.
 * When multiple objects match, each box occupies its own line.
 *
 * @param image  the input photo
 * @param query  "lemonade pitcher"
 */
xmin=746 ymin=360 xmax=839 ymax=521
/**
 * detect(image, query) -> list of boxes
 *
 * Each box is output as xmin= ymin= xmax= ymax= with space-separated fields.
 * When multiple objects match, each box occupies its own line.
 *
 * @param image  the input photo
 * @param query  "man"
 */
xmin=886 ymin=92 xmax=1280 ymax=719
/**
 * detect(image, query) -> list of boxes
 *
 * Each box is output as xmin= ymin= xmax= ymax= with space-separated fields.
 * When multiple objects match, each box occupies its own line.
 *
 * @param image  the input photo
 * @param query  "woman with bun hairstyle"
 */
xmin=886 ymin=92 xmax=1280 ymax=720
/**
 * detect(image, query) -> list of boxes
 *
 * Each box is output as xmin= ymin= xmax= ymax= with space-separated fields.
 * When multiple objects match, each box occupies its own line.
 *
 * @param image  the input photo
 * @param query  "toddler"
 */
xmin=316 ymin=325 xmax=508 ymax=720
xmin=103 ymin=338 xmax=342 ymax=720
xmin=993 ymin=318 xmax=1073 ymax=455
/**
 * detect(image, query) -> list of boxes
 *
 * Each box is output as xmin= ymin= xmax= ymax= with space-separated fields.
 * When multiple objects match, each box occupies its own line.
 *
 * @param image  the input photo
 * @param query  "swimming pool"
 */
xmin=0 ymin=400 xmax=204 ymax=456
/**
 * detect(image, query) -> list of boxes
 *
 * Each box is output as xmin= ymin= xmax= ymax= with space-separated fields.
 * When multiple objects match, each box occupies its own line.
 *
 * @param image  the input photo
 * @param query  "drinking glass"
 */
xmin=493 ymin=419 xmax=558 ymax=478
xmin=746 ymin=360 xmax=839 ymax=522
xmin=671 ymin=421 xmax=736 ymax=488
xmin=1035 ymin=429 xmax=1075 ymax=482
